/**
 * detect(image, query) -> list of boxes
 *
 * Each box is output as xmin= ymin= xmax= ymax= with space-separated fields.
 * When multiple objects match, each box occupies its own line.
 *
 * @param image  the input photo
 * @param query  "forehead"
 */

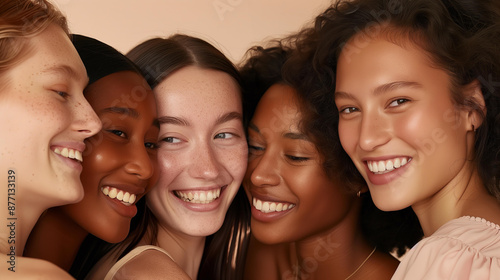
xmin=154 ymin=66 xmax=242 ymax=117
xmin=252 ymin=84 xmax=301 ymax=130
xmin=24 ymin=24 xmax=87 ymax=83
xmin=84 ymin=71 xmax=154 ymax=108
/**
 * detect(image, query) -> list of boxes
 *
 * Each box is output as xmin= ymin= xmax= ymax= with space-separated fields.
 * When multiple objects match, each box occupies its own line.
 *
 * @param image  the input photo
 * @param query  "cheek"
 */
xmin=81 ymin=141 xmax=120 ymax=186
xmin=220 ymin=143 xmax=248 ymax=180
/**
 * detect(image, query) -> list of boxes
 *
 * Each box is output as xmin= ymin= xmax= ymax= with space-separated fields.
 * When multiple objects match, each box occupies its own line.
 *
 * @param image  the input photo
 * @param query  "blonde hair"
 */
xmin=0 ymin=0 xmax=69 ymax=74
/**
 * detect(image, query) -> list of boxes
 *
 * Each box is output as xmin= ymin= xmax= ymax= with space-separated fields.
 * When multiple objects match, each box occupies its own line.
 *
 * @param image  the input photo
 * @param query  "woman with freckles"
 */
xmin=0 ymin=1 xmax=102 ymax=278
xmin=23 ymin=35 xmax=159 ymax=275
xmin=306 ymin=0 xmax=500 ymax=278
xmin=80 ymin=34 xmax=250 ymax=280
xmin=239 ymin=43 xmax=421 ymax=280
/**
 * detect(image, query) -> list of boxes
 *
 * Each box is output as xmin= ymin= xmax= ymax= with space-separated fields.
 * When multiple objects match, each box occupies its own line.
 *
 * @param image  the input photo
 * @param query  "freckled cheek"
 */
xmin=223 ymin=144 xmax=248 ymax=180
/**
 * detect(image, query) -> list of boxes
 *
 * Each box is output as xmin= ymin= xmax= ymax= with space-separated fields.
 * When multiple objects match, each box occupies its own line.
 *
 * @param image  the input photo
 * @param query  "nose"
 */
xmin=358 ymin=113 xmax=391 ymax=151
xmin=74 ymin=97 xmax=102 ymax=138
xmin=188 ymin=142 xmax=221 ymax=180
xmin=249 ymin=150 xmax=280 ymax=187
xmin=124 ymin=145 xmax=155 ymax=180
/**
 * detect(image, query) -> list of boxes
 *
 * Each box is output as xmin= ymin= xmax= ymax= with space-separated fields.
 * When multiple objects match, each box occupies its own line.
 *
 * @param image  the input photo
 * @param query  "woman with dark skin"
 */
xmin=301 ymin=0 xmax=500 ymax=278
xmin=239 ymin=42 xmax=422 ymax=280
xmin=0 ymin=1 xmax=101 ymax=278
xmin=24 ymin=35 xmax=159 ymax=273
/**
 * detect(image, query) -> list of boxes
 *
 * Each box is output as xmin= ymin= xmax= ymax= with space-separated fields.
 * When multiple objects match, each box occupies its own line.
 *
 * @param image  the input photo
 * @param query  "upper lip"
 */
xmin=173 ymin=184 xmax=228 ymax=192
xmin=50 ymin=142 xmax=86 ymax=153
xmin=361 ymin=155 xmax=411 ymax=162
xmin=250 ymin=191 xmax=294 ymax=204
xmin=101 ymin=182 xmax=147 ymax=196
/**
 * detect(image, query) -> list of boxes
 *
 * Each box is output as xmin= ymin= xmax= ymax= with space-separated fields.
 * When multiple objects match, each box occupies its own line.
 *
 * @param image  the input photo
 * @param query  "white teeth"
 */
xmin=101 ymin=186 xmax=136 ymax=205
xmin=54 ymin=147 xmax=83 ymax=163
xmin=367 ymin=157 xmax=411 ymax=174
xmin=252 ymin=197 xmax=295 ymax=213
xmin=175 ymin=188 xmax=222 ymax=204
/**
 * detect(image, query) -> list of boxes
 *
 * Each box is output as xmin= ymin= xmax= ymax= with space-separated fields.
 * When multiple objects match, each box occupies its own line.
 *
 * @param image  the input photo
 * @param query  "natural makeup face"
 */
xmin=147 ymin=66 xmax=247 ymax=237
xmin=335 ymin=32 xmax=476 ymax=211
xmin=0 ymin=24 xmax=101 ymax=206
xmin=244 ymin=84 xmax=355 ymax=244
xmin=60 ymin=71 xmax=159 ymax=243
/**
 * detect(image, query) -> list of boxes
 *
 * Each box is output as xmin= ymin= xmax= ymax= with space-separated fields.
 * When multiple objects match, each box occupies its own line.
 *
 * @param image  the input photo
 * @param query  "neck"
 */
xmin=293 ymin=200 xmax=374 ymax=280
xmin=0 ymin=183 xmax=47 ymax=256
xmin=23 ymin=208 xmax=88 ymax=271
xmin=412 ymin=166 xmax=500 ymax=236
xmin=153 ymin=225 xmax=206 ymax=280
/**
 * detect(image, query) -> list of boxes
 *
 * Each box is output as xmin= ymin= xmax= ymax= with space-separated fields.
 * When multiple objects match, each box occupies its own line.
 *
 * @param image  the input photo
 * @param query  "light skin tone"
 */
xmin=24 ymin=71 xmax=159 ymax=271
xmin=89 ymin=65 xmax=247 ymax=280
xmin=0 ymin=24 xmax=101 ymax=278
xmin=334 ymin=31 xmax=500 ymax=236
xmin=244 ymin=84 xmax=397 ymax=280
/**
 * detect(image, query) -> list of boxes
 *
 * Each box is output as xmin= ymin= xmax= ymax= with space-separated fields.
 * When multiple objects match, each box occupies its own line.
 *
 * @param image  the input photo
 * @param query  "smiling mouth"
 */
xmin=174 ymin=186 xmax=225 ymax=204
xmin=252 ymin=197 xmax=295 ymax=213
xmin=53 ymin=147 xmax=83 ymax=163
xmin=366 ymin=157 xmax=412 ymax=174
xmin=101 ymin=186 xmax=137 ymax=206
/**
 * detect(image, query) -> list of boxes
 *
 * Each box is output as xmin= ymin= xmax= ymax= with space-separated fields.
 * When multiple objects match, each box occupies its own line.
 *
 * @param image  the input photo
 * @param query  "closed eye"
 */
xmin=286 ymin=155 xmax=309 ymax=162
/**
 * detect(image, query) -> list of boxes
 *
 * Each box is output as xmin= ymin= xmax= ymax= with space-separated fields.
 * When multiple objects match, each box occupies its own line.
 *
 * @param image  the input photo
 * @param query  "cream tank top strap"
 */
xmin=104 ymin=245 xmax=174 ymax=280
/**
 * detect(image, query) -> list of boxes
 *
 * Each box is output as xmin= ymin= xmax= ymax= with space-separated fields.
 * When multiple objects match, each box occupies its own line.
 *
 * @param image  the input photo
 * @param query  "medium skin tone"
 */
xmin=0 ymin=24 xmax=101 ymax=278
xmin=334 ymin=31 xmax=500 ymax=236
xmin=91 ymin=65 xmax=247 ymax=280
xmin=244 ymin=84 xmax=396 ymax=280
xmin=24 ymin=71 xmax=159 ymax=270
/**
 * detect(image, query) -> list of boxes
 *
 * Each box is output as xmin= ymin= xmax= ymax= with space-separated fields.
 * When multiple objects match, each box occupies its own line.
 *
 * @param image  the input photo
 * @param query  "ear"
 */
xmin=464 ymin=79 xmax=486 ymax=131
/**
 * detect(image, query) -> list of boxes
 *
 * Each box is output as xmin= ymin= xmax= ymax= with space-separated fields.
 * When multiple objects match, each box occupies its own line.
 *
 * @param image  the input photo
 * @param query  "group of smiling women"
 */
xmin=1 ymin=0 xmax=499 ymax=279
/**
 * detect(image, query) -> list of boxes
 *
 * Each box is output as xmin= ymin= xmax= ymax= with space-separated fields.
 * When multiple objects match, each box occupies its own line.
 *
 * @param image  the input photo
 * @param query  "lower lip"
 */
xmin=365 ymin=160 xmax=412 ymax=185
xmin=55 ymin=153 xmax=83 ymax=172
xmin=172 ymin=189 xmax=224 ymax=212
xmin=103 ymin=194 xmax=138 ymax=218
xmin=250 ymin=205 xmax=294 ymax=223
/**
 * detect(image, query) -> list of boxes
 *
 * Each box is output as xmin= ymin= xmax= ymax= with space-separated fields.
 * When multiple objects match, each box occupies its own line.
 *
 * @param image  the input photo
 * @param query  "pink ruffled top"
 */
xmin=392 ymin=216 xmax=500 ymax=280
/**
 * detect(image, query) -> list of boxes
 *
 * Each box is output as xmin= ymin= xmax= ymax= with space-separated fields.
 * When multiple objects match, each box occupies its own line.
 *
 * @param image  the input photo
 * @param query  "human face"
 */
xmin=244 ymin=84 xmax=355 ymax=244
xmin=60 ymin=71 xmax=159 ymax=243
xmin=335 ymin=33 xmax=475 ymax=211
xmin=0 ymin=24 xmax=101 ymax=206
xmin=147 ymin=66 xmax=247 ymax=237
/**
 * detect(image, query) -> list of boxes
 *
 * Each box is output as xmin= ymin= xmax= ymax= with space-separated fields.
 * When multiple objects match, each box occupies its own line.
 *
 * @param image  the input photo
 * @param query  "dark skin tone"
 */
xmin=24 ymin=71 xmax=159 ymax=271
xmin=243 ymin=84 xmax=398 ymax=280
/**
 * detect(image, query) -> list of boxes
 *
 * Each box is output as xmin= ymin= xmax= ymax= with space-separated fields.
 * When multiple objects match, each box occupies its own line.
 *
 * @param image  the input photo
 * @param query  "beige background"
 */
xmin=52 ymin=0 xmax=333 ymax=63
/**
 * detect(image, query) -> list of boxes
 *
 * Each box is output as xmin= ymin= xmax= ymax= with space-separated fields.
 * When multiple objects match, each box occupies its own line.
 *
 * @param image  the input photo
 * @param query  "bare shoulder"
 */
xmin=113 ymin=249 xmax=190 ymax=280
xmin=0 ymin=255 xmax=74 ymax=279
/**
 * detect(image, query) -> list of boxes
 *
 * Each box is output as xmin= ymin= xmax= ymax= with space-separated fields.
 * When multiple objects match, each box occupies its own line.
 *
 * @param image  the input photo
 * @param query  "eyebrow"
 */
xmin=101 ymin=107 xmax=139 ymax=118
xmin=335 ymin=81 xmax=423 ymax=99
xmin=248 ymin=122 xmax=311 ymax=142
xmin=158 ymin=111 xmax=242 ymax=127
xmin=41 ymin=64 xmax=87 ymax=82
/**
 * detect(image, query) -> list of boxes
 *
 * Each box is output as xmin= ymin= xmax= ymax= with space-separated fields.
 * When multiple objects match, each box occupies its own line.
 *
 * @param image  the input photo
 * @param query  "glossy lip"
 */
xmin=171 ymin=185 xmax=228 ymax=212
xmin=362 ymin=155 xmax=413 ymax=185
xmin=50 ymin=142 xmax=86 ymax=171
xmin=101 ymin=183 xmax=147 ymax=218
xmin=249 ymin=193 xmax=296 ymax=223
